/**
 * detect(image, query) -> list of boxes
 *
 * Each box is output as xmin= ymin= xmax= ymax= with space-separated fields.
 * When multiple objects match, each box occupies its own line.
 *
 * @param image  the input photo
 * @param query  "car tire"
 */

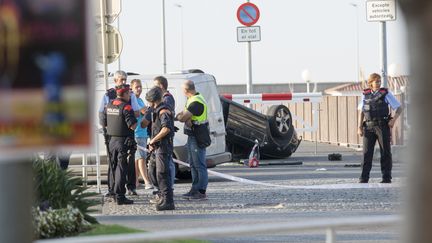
xmin=267 ymin=105 xmax=292 ymax=137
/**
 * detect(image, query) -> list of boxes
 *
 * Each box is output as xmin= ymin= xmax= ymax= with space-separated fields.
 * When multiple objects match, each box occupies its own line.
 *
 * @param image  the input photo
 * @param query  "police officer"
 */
xmin=145 ymin=86 xmax=175 ymax=211
xmin=358 ymin=73 xmax=403 ymax=183
xmin=153 ymin=76 xmax=176 ymax=187
xmin=176 ymin=80 xmax=210 ymax=200
xmin=143 ymin=76 xmax=177 ymax=203
xmin=103 ymin=84 xmax=137 ymax=205
xmin=98 ymin=71 xmax=140 ymax=197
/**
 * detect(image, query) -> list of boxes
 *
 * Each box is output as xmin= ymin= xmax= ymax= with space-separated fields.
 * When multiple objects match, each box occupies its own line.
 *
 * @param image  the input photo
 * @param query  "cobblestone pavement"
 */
xmin=100 ymin=167 xmax=402 ymax=216
xmin=94 ymin=143 xmax=404 ymax=242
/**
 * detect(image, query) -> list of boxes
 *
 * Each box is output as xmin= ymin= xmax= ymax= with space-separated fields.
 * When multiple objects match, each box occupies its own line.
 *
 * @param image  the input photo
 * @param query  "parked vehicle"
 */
xmin=96 ymin=70 xmax=300 ymax=178
xmin=221 ymin=96 xmax=301 ymax=160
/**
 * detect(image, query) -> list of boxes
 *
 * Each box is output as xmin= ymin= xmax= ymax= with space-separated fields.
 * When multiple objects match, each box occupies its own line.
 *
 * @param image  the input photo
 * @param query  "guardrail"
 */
xmin=34 ymin=215 xmax=401 ymax=243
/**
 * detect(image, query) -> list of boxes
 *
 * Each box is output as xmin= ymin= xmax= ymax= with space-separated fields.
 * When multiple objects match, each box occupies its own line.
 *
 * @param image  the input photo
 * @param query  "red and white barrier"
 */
xmin=221 ymin=92 xmax=323 ymax=133
xmin=222 ymin=92 xmax=322 ymax=104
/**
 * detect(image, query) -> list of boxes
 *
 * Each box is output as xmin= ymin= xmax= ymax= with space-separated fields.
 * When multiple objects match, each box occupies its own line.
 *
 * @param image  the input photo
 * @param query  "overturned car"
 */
xmin=221 ymin=96 xmax=301 ymax=160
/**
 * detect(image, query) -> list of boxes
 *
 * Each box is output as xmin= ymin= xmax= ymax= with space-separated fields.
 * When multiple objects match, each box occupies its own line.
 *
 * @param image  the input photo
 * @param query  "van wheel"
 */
xmin=267 ymin=105 xmax=292 ymax=138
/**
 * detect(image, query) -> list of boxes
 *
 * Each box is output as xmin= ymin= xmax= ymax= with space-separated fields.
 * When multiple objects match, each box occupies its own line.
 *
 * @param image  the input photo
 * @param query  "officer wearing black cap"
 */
xmin=98 ymin=70 xmax=140 ymax=197
xmin=103 ymin=84 xmax=137 ymax=205
xmin=145 ymin=86 xmax=175 ymax=211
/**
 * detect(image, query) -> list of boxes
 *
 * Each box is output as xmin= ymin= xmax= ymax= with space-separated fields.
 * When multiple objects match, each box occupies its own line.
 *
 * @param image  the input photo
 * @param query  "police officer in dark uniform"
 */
xmin=144 ymin=76 xmax=177 ymax=198
xmin=358 ymin=73 xmax=403 ymax=183
xmin=98 ymin=71 xmax=140 ymax=197
xmin=145 ymin=86 xmax=175 ymax=211
xmin=103 ymin=84 xmax=137 ymax=205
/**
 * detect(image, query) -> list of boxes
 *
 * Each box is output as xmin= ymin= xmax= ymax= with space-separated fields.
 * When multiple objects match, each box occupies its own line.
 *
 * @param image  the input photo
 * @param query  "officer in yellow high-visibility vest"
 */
xmin=176 ymin=80 xmax=210 ymax=200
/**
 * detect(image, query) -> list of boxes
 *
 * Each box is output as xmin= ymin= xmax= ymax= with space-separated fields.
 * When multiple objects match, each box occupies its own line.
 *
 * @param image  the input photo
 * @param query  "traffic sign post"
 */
xmin=237 ymin=26 xmax=261 ymax=42
xmin=96 ymin=25 xmax=123 ymax=64
xmin=236 ymin=2 xmax=260 ymax=96
xmin=366 ymin=0 xmax=396 ymax=22
xmin=95 ymin=0 xmax=124 ymax=90
xmin=237 ymin=2 xmax=260 ymax=27
xmin=94 ymin=0 xmax=122 ymax=23
xmin=366 ymin=0 xmax=396 ymax=88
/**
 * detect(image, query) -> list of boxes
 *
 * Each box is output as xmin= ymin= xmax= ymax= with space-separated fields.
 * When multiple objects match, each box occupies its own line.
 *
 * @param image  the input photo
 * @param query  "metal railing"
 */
xmin=35 ymin=215 xmax=401 ymax=243
xmin=67 ymin=127 xmax=103 ymax=193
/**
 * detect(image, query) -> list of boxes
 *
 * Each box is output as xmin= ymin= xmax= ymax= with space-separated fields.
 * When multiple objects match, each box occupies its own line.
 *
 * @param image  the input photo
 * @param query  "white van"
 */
xmin=96 ymin=71 xmax=232 ymax=178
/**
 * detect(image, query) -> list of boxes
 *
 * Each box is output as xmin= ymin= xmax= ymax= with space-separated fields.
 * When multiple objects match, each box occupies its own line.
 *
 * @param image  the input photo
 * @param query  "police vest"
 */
xmin=106 ymin=99 xmax=134 ymax=137
xmin=362 ymin=88 xmax=390 ymax=121
xmin=185 ymin=93 xmax=208 ymax=125
xmin=151 ymin=103 xmax=174 ymax=146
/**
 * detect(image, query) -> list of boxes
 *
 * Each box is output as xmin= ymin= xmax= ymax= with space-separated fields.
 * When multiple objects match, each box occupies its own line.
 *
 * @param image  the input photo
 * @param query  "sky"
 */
xmin=98 ymin=0 xmax=409 ymax=85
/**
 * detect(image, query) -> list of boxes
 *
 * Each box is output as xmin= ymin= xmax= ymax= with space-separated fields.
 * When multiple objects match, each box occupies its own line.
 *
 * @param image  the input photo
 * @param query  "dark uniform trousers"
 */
xmin=107 ymin=135 xmax=136 ymax=192
xmin=361 ymin=121 xmax=393 ymax=181
xmin=103 ymin=129 xmax=114 ymax=193
xmin=155 ymin=147 xmax=174 ymax=202
xmin=147 ymin=150 xmax=174 ymax=190
xmin=126 ymin=140 xmax=136 ymax=191
xmin=147 ymin=153 xmax=158 ymax=188
xmin=109 ymin=136 xmax=136 ymax=197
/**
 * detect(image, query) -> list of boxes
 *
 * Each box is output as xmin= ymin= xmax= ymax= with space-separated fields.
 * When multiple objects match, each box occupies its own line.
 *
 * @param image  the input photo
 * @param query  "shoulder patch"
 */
xmin=124 ymin=104 xmax=132 ymax=111
xmin=363 ymin=88 xmax=372 ymax=95
xmin=112 ymin=100 xmax=122 ymax=106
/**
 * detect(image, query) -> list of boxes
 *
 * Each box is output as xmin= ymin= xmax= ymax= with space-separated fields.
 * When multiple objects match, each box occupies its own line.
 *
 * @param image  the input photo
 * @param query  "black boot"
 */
xmin=104 ymin=191 xmax=115 ymax=198
xmin=117 ymin=196 xmax=134 ymax=205
xmin=156 ymin=193 xmax=175 ymax=211
xmin=156 ymin=199 xmax=175 ymax=211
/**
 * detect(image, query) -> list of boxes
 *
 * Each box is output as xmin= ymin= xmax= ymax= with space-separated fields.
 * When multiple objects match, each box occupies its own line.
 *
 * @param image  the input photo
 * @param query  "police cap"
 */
xmin=145 ymin=86 xmax=163 ymax=102
xmin=115 ymin=84 xmax=130 ymax=96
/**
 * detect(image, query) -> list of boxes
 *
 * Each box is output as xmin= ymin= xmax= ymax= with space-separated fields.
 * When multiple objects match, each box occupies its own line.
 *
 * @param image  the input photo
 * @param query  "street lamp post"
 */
xmin=301 ymin=69 xmax=318 ymax=154
xmin=162 ymin=0 xmax=167 ymax=74
xmin=302 ymin=69 xmax=311 ymax=93
xmin=174 ymin=3 xmax=184 ymax=70
xmin=350 ymin=2 xmax=360 ymax=83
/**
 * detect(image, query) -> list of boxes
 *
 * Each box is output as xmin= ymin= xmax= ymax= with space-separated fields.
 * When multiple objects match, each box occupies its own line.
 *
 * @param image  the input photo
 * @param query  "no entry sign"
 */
xmin=237 ymin=2 xmax=260 ymax=27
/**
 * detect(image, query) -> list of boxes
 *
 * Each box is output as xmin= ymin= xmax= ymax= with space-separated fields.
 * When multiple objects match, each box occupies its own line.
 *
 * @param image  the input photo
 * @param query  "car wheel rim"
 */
xmin=275 ymin=108 xmax=290 ymax=133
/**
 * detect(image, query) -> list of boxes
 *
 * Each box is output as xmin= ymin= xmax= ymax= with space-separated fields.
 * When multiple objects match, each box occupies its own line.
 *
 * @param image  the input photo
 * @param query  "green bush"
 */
xmin=33 ymin=158 xmax=99 ymax=224
xmin=33 ymin=205 xmax=89 ymax=239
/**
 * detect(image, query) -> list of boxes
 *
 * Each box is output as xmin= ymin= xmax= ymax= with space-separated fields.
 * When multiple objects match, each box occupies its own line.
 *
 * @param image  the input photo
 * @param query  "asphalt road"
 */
xmin=95 ymin=141 xmax=405 ymax=242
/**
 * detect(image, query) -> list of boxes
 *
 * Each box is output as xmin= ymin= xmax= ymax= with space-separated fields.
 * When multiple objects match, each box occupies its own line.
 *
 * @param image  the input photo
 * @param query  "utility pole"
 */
xmin=162 ymin=0 xmax=167 ymax=74
xmin=380 ymin=21 xmax=388 ymax=88
xmin=246 ymin=0 xmax=252 ymax=95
